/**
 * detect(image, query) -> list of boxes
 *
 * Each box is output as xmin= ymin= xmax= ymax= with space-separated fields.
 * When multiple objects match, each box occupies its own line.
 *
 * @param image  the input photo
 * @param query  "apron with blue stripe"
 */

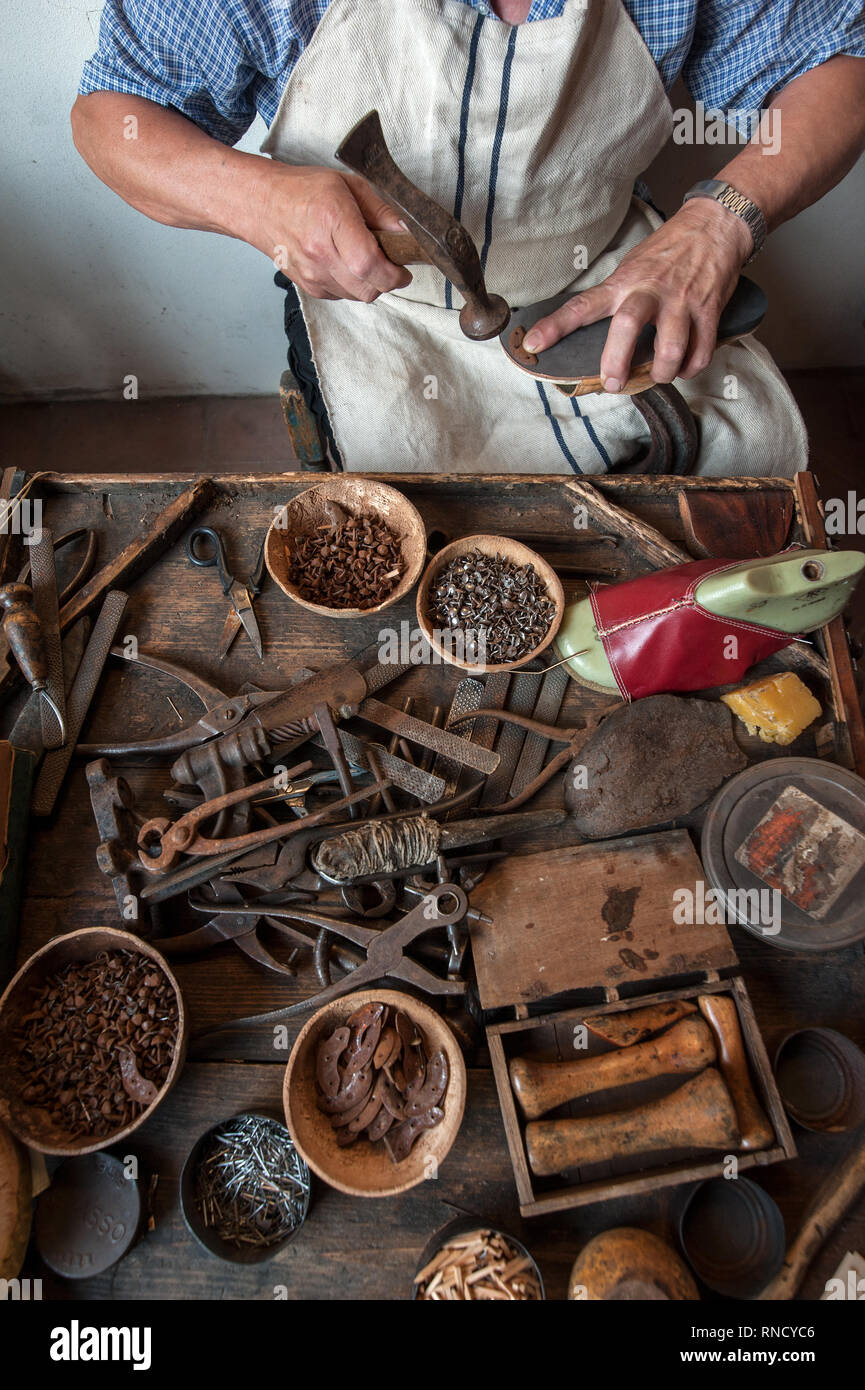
xmin=262 ymin=0 xmax=807 ymax=477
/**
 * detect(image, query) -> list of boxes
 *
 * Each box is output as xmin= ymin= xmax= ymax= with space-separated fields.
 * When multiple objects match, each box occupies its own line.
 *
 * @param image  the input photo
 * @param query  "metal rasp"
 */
xmin=357 ymin=696 xmax=500 ymax=775
xmin=29 ymin=528 xmax=66 ymax=751
xmin=33 ymin=591 xmax=128 ymax=816
xmin=431 ymin=678 xmax=485 ymax=798
xmin=480 ymin=669 xmax=542 ymax=807
xmin=509 ymin=664 xmax=570 ymax=800
xmin=311 ymin=728 xmax=447 ymax=804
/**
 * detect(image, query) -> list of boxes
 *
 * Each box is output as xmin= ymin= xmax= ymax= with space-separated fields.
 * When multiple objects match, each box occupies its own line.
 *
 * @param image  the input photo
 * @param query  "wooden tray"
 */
xmin=3 ymin=470 xmax=862 ymax=1299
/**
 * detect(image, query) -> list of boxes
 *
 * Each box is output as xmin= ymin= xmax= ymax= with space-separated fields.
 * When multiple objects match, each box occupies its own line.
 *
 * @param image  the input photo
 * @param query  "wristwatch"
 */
xmin=682 ymin=179 xmax=767 ymax=263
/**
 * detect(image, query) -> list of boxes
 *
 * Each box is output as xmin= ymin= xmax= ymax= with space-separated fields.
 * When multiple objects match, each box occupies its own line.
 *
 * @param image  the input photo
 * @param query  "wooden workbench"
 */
xmin=10 ymin=471 xmax=865 ymax=1301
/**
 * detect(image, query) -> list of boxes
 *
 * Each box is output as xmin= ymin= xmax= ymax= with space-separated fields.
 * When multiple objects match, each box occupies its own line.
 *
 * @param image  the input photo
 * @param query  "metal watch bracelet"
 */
xmin=682 ymin=179 xmax=767 ymax=264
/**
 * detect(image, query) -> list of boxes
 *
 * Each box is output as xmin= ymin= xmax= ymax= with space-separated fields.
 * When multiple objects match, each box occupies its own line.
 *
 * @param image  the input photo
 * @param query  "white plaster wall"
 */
xmin=0 ymin=5 xmax=862 ymax=399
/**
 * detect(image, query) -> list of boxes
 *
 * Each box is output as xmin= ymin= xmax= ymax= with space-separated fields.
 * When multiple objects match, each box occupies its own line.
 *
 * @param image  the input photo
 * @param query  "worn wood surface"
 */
xmin=10 ymin=473 xmax=865 ymax=1300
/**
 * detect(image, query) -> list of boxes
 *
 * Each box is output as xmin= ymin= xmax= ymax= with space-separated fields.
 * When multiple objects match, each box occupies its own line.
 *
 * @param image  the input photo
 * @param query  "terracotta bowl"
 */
xmin=265 ymin=477 xmax=427 ymax=618
xmin=283 ymin=988 xmax=466 ymax=1198
xmin=415 ymin=534 xmax=565 ymax=673
xmin=0 ymin=928 xmax=187 ymax=1157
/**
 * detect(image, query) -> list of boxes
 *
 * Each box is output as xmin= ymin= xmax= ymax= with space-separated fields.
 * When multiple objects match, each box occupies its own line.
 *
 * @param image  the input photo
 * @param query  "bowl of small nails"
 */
xmin=416 ymin=534 xmax=564 ymax=673
xmin=283 ymin=989 xmax=466 ymax=1198
xmin=265 ymin=476 xmax=427 ymax=618
xmin=180 ymin=1111 xmax=311 ymax=1264
xmin=0 ymin=928 xmax=186 ymax=1156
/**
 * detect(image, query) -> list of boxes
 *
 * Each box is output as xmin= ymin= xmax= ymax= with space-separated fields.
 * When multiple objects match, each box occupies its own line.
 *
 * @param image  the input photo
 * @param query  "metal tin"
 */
xmin=774 ymin=1027 xmax=865 ymax=1132
xmin=34 ymin=1151 xmax=142 ymax=1279
xmin=678 ymin=1176 xmax=786 ymax=1299
xmin=180 ymin=1111 xmax=310 ymax=1265
xmin=701 ymin=758 xmax=865 ymax=951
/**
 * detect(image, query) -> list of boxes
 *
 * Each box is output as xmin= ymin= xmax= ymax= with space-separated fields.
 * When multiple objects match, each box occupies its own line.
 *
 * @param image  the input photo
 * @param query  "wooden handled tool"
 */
xmin=698 ymin=995 xmax=773 ymax=1152
xmin=758 ymin=1134 xmax=865 ymax=1299
xmin=336 ymin=110 xmax=510 ymax=342
xmin=525 ymin=1067 xmax=740 ymax=1177
xmin=510 ymin=1017 xmax=716 ymax=1121
xmin=0 ymin=583 xmax=66 ymax=742
xmin=586 ymin=1000 xmax=697 ymax=1049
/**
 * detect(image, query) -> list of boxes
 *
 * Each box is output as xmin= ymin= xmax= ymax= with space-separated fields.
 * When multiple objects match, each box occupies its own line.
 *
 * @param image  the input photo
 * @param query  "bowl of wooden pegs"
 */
xmin=265 ymin=476 xmax=427 ymax=618
xmin=283 ymin=988 xmax=466 ymax=1198
xmin=412 ymin=1216 xmax=545 ymax=1300
xmin=0 ymin=928 xmax=187 ymax=1156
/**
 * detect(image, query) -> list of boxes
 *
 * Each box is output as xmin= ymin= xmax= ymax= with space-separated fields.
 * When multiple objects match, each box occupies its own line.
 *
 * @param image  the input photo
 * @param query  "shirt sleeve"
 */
xmin=684 ymin=0 xmax=865 ymax=115
xmin=78 ymin=0 xmax=307 ymax=145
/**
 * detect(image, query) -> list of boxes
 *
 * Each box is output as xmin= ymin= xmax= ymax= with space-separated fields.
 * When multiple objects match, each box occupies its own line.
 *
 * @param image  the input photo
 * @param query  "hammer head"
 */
xmin=336 ymin=110 xmax=510 ymax=342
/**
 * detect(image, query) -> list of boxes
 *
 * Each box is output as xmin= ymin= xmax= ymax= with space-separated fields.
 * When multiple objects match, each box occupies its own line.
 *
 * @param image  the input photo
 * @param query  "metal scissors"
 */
xmin=186 ymin=526 xmax=265 ymax=660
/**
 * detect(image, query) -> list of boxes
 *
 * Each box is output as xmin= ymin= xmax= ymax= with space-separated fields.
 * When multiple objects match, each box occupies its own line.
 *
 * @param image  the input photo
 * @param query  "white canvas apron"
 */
xmin=262 ymin=0 xmax=807 ymax=477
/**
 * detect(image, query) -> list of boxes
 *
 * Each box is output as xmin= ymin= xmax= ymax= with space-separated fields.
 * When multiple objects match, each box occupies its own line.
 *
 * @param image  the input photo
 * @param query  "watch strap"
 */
xmin=683 ymin=179 xmax=767 ymax=263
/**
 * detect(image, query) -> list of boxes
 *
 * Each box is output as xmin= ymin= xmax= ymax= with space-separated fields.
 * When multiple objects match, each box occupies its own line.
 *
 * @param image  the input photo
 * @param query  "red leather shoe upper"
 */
xmin=589 ymin=557 xmax=797 ymax=701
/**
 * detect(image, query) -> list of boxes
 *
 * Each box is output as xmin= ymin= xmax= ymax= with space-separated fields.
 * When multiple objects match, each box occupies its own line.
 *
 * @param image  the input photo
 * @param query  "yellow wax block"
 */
xmin=721 ymin=672 xmax=822 ymax=746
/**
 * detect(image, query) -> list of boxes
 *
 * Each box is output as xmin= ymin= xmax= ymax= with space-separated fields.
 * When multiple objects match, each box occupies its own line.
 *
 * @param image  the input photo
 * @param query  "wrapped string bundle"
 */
xmin=312 ymin=815 xmax=442 ymax=882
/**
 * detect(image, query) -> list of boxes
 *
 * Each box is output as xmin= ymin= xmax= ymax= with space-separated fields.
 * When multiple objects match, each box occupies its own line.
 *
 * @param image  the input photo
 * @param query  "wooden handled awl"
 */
xmin=758 ymin=1134 xmax=865 ymax=1300
xmin=0 ymin=583 xmax=66 ymax=743
xmin=698 ymin=995 xmax=773 ymax=1151
xmin=510 ymin=1017 xmax=716 ymax=1121
xmin=525 ymin=1068 xmax=740 ymax=1177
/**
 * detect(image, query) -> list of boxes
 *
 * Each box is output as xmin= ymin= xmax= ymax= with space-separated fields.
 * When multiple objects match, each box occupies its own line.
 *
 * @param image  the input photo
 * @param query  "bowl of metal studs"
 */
xmin=283 ymin=989 xmax=467 ymax=1198
xmin=416 ymin=534 xmax=564 ymax=672
xmin=180 ymin=1111 xmax=311 ymax=1263
xmin=0 ymin=928 xmax=186 ymax=1156
xmin=265 ymin=476 xmax=427 ymax=618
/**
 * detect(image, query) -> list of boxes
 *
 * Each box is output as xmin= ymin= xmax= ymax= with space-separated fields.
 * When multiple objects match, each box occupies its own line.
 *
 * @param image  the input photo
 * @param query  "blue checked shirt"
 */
xmin=80 ymin=1 xmax=865 ymax=146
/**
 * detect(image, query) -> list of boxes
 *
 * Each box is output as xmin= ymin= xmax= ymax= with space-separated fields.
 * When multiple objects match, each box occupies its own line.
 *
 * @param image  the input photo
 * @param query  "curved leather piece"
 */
xmin=590 ymin=558 xmax=797 ymax=701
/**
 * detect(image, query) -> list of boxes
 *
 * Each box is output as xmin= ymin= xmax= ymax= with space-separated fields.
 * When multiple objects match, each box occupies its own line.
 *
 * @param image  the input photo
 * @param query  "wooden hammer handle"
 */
xmin=510 ymin=1017 xmax=715 ymax=1121
xmin=758 ymin=1136 xmax=865 ymax=1299
xmin=374 ymin=229 xmax=427 ymax=266
xmin=698 ymin=994 xmax=773 ymax=1152
xmin=525 ymin=1068 xmax=739 ymax=1177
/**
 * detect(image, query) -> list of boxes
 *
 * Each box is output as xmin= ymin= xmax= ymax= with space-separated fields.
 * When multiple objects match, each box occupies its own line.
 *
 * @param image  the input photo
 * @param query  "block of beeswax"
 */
xmin=721 ymin=672 xmax=821 ymax=746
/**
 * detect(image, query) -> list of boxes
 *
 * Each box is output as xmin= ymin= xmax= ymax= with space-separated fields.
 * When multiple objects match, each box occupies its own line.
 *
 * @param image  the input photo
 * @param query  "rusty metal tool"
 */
xmin=525 ymin=1067 xmax=741 ymax=1177
xmin=510 ymin=1017 xmax=717 ymax=1121
xmin=508 ymin=663 xmax=570 ymax=800
xmin=138 ymin=768 xmax=392 ymax=874
xmin=57 ymin=478 xmax=215 ymax=634
xmin=336 ymin=110 xmax=510 ymax=342
xmin=311 ymin=725 xmax=447 ymax=804
xmin=9 ymin=618 xmax=90 ymax=756
xmin=157 ymin=882 xmax=317 ymax=978
xmin=452 ymin=704 xmax=610 ymax=810
xmin=186 ymin=526 xmax=265 ymax=660
xmin=357 ymin=696 xmax=499 ymax=775
xmin=28 ymin=529 xmax=66 ymax=750
xmin=698 ymin=994 xmax=773 ymax=1152
xmin=430 ymin=678 xmax=485 ymax=799
xmin=86 ymin=758 xmax=154 ymax=933
xmin=311 ymin=806 xmax=567 ymax=885
xmin=141 ymin=783 xmax=484 ymax=903
xmin=203 ymin=882 xmax=471 ymax=1029
xmin=32 ymin=590 xmax=129 ymax=817
xmin=0 ymin=582 xmax=66 ymax=743
xmin=479 ymin=669 xmax=540 ymax=808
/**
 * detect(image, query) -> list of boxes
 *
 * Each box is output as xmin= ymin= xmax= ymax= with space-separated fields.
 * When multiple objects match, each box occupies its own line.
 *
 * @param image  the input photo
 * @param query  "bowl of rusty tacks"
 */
xmin=283 ymin=989 xmax=466 ymax=1198
xmin=264 ymin=476 xmax=427 ymax=617
xmin=416 ymin=534 xmax=564 ymax=672
xmin=180 ymin=1111 xmax=311 ymax=1264
xmin=412 ymin=1216 xmax=545 ymax=1300
xmin=0 ymin=927 xmax=186 ymax=1156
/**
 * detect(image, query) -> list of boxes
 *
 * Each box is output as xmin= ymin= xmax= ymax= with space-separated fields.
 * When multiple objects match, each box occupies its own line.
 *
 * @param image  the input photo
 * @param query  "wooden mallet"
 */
xmin=510 ymin=1016 xmax=716 ymax=1121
